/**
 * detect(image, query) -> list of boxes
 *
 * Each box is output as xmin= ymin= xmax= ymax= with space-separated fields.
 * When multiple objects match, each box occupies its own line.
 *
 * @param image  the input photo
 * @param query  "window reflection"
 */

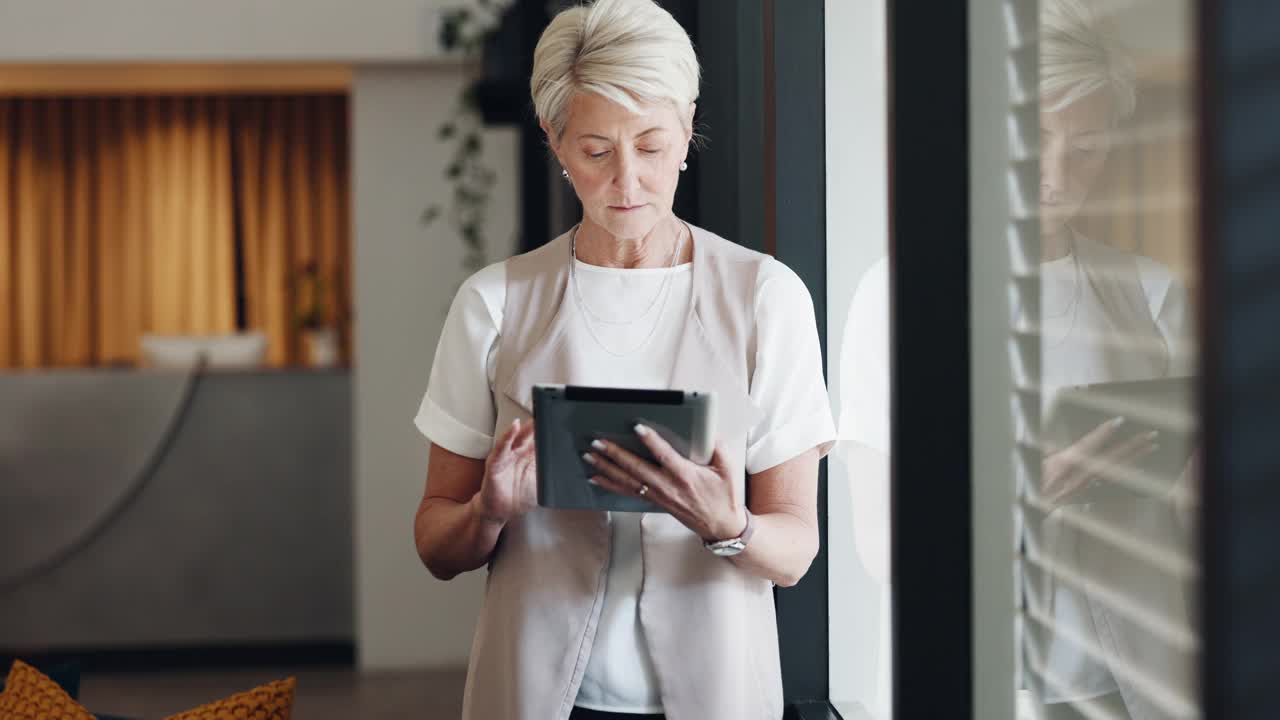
xmin=1021 ymin=1 xmax=1200 ymax=718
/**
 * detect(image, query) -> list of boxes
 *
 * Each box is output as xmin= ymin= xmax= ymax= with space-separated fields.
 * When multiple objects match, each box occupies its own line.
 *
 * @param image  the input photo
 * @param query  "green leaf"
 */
xmin=446 ymin=163 xmax=462 ymax=179
xmin=440 ymin=15 xmax=462 ymax=49
xmin=463 ymin=133 xmax=482 ymax=152
xmin=461 ymin=85 xmax=479 ymax=109
xmin=438 ymin=123 xmax=456 ymax=140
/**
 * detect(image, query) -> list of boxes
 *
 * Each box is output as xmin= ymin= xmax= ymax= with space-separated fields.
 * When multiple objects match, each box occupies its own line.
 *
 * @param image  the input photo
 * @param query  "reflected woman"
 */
xmin=1032 ymin=1 xmax=1197 ymax=719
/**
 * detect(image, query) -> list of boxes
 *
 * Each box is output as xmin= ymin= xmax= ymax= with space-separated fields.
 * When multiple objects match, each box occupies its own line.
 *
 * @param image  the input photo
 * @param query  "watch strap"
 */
xmin=704 ymin=509 xmax=754 ymax=550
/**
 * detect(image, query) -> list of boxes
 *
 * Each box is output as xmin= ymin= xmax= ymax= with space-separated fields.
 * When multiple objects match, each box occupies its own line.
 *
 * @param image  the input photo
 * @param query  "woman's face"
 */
xmin=548 ymin=92 xmax=692 ymax=241
xmin=1040 ymin=88 xmax=1114 ymax=239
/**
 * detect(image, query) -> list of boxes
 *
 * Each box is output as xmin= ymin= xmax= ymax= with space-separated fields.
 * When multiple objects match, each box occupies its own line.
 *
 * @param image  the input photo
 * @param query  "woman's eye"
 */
xmin=1072 ymin=137 xmax=1106 ymax=154
xmin=638 ymin=148 xmax=661 ymax=155
xmin=587 ymin=150 xmax=611 ymax=159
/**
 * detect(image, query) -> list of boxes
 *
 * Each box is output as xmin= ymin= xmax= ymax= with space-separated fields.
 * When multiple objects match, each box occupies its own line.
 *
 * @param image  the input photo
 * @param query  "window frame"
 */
xmin=1198 ymin=1 xmax=1280 ymax=718
xmin=759 ymin=0 xmax=836 ymax=715
xmin=883 ymin=1 xmax=976 ymax=719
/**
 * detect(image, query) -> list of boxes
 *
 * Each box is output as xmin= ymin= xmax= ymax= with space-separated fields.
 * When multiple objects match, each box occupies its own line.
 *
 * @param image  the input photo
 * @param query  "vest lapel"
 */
xmin=500 ymin=233 xmax=576 ymax=416
xmin=667 ymin=307 xmax=763 ymax=456
xmin=669 ymin=224 xmax=764 ymax=450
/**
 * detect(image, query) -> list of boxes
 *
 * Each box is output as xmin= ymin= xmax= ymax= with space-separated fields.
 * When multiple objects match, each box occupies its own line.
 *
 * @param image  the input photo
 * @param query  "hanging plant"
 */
xmin=423 ymin=1 xmax=515 ymax=275
xmin=291 ymin=260 xmax=331 ymax=331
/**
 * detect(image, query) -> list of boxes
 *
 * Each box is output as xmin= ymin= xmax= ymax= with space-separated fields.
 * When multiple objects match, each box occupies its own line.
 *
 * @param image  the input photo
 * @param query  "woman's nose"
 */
xmin=1041 ymin=145 xmax=1070 ymax=202
xmin=612 ymin=150 xmax=641 ymax=192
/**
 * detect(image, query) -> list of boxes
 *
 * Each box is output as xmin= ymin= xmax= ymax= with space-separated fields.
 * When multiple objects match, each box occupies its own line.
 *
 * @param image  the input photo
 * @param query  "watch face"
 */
xmin=711 ymin=541 xmax=746 ymax=557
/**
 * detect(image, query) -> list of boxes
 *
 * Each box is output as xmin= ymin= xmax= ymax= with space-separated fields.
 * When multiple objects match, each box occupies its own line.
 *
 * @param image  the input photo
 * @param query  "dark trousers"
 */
xmin=569 ymin=708 xmax=665 ymax=720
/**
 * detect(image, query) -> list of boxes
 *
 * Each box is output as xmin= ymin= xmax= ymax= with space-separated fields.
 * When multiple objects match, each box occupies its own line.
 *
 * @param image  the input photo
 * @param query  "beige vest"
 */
xmin=1040 ymin=234 xmax=1193 ymax=719
xmin=460 ymin=224 xmax=784 ymax=720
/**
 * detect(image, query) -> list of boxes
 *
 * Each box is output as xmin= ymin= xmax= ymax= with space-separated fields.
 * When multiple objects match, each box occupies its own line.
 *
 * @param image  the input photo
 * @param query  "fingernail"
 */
xmin=582 ymin=452 xmax=596 ymax=465
xmin=591 ymin=439 xmax=607 ymax=452
xmin=587 ymin=476 xmax=600 ymax=485
xmin=1111 ymin=417 xmax=1126 ymax=428
xmin=634 ymin=424 xmax=649 ymax=437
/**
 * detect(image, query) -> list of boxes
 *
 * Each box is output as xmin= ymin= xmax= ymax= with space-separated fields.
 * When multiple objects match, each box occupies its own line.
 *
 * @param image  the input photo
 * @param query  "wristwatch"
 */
xmin=703 ymin=510 xmax=755 ymax=557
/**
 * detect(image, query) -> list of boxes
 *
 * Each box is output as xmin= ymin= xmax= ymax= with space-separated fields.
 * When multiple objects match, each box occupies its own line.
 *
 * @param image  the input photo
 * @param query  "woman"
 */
xmin=1031 ymin=2 xmax=1196 ymax=719
xmin=411 ymin=1 xmax=835 ymax=718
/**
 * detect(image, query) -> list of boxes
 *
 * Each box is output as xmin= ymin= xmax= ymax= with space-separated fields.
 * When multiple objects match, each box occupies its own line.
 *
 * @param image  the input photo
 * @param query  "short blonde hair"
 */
xmin=1040 ymin=0 xmax=1136 ymax=123
xmin=531 ymin=0 xmax=700 ymax=137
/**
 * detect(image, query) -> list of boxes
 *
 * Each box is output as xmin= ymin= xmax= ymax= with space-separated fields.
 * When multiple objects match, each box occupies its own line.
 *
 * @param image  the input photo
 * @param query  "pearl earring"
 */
xmin=561 ymin=168 xmax=570 ymax=179
xmin=680 ymin=161 xmax=688 ymax=172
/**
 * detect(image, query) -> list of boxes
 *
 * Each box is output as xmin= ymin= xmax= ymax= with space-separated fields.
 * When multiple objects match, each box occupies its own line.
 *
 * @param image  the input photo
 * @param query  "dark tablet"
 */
xmin=532 ymin=384 xmax=715 ymax=513
xmin=1041 ymin=376 xmax=1197 ymax=504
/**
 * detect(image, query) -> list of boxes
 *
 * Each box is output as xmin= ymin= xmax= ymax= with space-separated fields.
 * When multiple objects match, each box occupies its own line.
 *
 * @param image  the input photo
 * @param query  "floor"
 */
xmin=79 ymin=666 xmax=467 ymax=719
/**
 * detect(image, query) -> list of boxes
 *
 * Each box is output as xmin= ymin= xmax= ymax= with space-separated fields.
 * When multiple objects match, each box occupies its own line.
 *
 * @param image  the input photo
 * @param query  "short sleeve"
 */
xmin=413 ymin=261 xmax=506 ymax=459
xmin=745 ymin=257 xmax=838 ymax=475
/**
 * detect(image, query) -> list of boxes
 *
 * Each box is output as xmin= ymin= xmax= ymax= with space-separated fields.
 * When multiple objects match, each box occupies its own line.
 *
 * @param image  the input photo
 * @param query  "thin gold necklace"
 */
xmin=569 ymin=223 xmax=686 ymax=357
xmin=569 ymin=223 xmax=684 ymax=325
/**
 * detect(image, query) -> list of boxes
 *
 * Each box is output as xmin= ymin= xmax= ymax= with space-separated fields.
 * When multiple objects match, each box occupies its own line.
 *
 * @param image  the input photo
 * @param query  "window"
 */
xmin=977 ymin=1 xmax=1203 ymax=718
xmin=824 ymin=0 xmax=891 ymax=717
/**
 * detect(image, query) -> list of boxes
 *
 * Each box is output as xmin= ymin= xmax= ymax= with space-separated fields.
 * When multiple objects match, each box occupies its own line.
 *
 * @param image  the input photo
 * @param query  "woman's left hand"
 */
xmin=584 ymin=424 xmax=747 ymax=542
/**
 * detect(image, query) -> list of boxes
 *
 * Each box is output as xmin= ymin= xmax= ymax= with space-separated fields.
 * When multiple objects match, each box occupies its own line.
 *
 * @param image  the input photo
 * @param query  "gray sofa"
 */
xmin=0 ymin=369 xmax=353 ymax=653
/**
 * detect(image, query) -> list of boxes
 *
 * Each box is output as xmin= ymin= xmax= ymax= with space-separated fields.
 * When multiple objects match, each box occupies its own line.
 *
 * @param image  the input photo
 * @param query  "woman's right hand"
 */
xmin=1042 ymin=417 xmax=1159 ymax=506
xmin=474 ymin=418 xmax=538 ymax=525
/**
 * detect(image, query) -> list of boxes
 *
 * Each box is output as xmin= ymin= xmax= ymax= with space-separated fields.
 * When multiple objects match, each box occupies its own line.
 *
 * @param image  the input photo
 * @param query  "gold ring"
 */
xmin=638 ymin=484 xmax=649 ymax=497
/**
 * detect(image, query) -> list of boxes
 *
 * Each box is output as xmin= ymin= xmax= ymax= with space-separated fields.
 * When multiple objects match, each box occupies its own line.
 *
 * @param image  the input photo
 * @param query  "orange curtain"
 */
xmin=0 ymin=94 xmax=350 ymax=370
xmin=235 ymin=95 xmax=350 ymax=367
xmin=0 ymin=97 xmax=236 ymax=368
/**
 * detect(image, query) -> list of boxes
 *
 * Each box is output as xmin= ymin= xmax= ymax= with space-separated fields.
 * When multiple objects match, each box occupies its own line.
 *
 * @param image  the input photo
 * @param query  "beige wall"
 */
xmin=352 ymin=65 xmax=518 ymax=670
xmin=0 ymin=0 xmax=459 ymax=61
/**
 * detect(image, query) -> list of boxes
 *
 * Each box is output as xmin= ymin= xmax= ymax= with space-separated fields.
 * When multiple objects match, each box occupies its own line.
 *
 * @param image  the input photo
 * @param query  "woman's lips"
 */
xmin=609 ymin=204 xmax=646 ymax=212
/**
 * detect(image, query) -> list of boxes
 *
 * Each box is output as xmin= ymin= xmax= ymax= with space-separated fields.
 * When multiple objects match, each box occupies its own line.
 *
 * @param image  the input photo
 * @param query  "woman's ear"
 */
xmin=540 ymin=119 xmax=568 ymax=173
xmin=679 ymin=102 xmax=697 ymax=164
xmin=540 ymin=119 xmax=560 ymax=154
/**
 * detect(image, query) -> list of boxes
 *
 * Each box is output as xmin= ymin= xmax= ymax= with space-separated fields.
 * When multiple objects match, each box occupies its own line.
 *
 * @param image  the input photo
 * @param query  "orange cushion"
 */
xmin=0 ymin=659 xmax=94 ymax=720
xmin=163 ymin=677 xmax=295 ymax=720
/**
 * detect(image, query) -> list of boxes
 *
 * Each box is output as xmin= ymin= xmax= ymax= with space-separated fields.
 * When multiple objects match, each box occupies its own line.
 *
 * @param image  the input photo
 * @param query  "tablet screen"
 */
xmin=532 ymin=384 xmax=715 ymax=513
